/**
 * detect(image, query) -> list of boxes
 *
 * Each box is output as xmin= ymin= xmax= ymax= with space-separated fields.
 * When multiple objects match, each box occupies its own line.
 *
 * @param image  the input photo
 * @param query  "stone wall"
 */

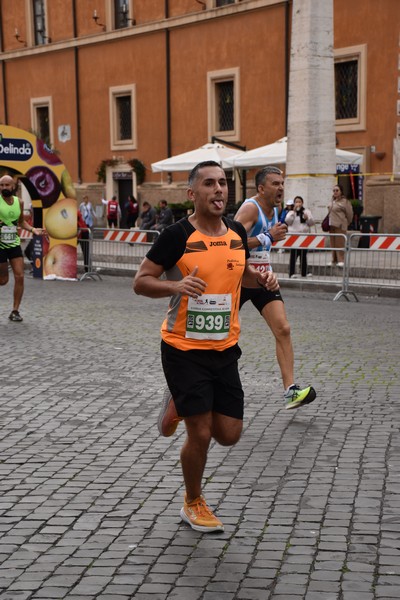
xmin=137 ymin=183 xmax=188 ymax=207
xmin=363 ymin=176 xmax=400 ymax=233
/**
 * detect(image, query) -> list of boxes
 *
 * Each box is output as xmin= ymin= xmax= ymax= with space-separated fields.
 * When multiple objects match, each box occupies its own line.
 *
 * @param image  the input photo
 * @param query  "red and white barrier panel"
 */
xmin=368 ymin=235 xmax=400 ymax=251
xmin=19 ymin=229 xmax=32 ymax=239
xmin=103 ymin=230 xmax=147 ymax=243
xmin=273 ymin=234 xmax=326 ymax=249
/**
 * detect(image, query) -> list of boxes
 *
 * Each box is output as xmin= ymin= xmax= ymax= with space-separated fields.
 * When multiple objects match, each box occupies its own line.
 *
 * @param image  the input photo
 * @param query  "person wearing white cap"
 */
xmin=278 ymin=198 xmax=294 ymax=225
xmin=285 ymin=195 xmax=315 ymax=277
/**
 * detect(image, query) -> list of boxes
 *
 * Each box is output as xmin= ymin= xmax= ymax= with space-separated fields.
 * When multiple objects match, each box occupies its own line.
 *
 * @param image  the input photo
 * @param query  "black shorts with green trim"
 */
xmin=161 ymin=340 xmax=244 ymax=420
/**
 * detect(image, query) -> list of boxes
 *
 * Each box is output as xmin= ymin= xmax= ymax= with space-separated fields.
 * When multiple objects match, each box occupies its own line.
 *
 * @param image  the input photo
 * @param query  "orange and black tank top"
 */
xmin=146 ymin=217 xmax=250 ymax=351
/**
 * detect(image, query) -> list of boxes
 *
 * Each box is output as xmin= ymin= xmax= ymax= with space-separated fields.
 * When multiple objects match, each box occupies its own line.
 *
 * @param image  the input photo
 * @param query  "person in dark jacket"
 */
xmin=140 ymin=201 xmax=156 ymax=230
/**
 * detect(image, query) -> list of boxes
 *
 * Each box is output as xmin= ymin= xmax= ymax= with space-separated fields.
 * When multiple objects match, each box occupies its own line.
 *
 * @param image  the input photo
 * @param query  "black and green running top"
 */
xmin=0 ymin=195 xmax=21 ymax=248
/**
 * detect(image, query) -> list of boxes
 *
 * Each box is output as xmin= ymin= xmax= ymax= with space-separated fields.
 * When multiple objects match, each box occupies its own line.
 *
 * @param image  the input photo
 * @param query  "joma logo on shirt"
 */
xmin=209 ymin=241 xmax=227 ymax=246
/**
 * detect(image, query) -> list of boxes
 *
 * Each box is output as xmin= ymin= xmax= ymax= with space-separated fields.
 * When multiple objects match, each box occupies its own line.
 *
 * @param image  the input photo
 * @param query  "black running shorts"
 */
xmin=240 ymin=286 xmax=283 ymax=313
xmin=161 ymin=341 xmax=244 ymax=420
xmin=0 ymin=245 xmax=23 ymax=263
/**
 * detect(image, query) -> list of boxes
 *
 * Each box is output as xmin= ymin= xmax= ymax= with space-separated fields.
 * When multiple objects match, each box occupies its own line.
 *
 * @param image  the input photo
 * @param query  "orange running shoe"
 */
xmin=180 ymin=495 xmax=224 ymax=532
xmin=157 ymin=387 xmax=183 ymax=437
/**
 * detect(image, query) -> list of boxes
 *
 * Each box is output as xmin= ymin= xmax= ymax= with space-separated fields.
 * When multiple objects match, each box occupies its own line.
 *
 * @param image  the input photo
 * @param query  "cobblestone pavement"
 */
xmin=0 ymin=275 xmax=399 ymax=600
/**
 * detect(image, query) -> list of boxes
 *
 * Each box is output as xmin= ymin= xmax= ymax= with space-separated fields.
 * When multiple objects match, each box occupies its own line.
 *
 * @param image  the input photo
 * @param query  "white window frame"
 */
xmin=334 ymin=44 xmax=367 ymax=132
xmin=30 ymin=96 xmax=53 ymax=144
xmin=207 ymin=67 xmax=240 ymax=142
xmin=109 ymin=84 xmax=137 ymax=151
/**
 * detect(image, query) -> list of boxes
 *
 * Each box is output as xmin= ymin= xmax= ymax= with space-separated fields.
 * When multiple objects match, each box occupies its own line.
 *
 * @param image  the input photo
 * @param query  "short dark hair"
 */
xmin=188 ymin=160 xmax=223 ymax=187
xmin=255 ymin=165 xmax=282 ymax=189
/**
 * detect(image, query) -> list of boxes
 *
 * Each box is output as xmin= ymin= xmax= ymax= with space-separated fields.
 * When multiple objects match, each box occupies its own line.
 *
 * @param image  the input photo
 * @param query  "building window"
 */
xmin=216 ymin=81 xmax=234 ymax=131
xmin=335 ymin=60 xmax=358 ymax=120
xmin=215 ymin=0 xmax=236 ymax=6
xmin=110 ymin=85 xmax=137 ymax=150
xmin=116 ymin=96 xmax=132 ymax=140
xmin=208 ymin=68 xmax=240 ymax=141
xmin=32 ymin=0 xmax=49 ymax=45
xmin=31 ymin=97 xmax=53 ymax=145
xmin=114 ymin=0 xmax=129 ymax=29
xmin=334 ymin=45 xmax=366 ymax=132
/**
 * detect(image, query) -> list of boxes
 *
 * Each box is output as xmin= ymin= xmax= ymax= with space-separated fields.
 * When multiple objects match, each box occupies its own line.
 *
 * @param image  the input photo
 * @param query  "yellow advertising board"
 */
xmin=0 ymin=125 xmax=77 ymax=280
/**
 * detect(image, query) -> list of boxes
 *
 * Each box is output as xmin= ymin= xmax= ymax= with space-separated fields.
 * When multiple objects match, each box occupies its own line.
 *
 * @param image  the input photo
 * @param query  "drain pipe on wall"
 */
xmin=285 ymin=0 xmax=292 ymax=134
xmin=0 ymin=0 xmax=9 ymax=124
xmin=165 ymin=0 xmax=172 ymax=182
xmin=72 ymin=0 xmax=82 ymax=184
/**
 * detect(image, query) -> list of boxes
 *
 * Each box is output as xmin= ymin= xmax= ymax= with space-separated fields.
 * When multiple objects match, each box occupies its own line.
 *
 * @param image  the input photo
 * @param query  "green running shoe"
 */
xmin=284 ymin=385 xmax=316 ymax=410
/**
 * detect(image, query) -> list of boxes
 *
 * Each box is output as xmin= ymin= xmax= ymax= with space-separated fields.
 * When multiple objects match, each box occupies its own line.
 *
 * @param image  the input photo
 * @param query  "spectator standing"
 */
xmin=327 ymin=184 xmax=353 ymax=267
xmin=278 ymin=198 xmax=294 ymax=224
xmin=285 ymin=196 xmax=315 ymax=278
xmin=152 ymin=200 xmax=173 ymax=231
xmin=79 ymin=196 xmax=96 ymax=229
xmin=102 ymin=195 xmax=120 ymax=228
xmin=23 ymin=207 xmax=34 ymax=269
xmin=77 ymin=208 xmax=90 ymax=273
xmin=125 ymin=195 xmax=139 ymax=228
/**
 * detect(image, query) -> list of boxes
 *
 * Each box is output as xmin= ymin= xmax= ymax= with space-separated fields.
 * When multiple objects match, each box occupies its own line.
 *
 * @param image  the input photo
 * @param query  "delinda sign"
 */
xmin=0 ymin=135 xmax=33 ymax=159
xmin=0 ymin=125 xmax=77 ymax=280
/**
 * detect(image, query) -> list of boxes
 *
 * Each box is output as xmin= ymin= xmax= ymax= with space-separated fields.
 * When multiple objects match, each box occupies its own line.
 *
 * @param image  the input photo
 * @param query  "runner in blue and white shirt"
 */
xmin=234 ymin=165 xmax=316 ymax=410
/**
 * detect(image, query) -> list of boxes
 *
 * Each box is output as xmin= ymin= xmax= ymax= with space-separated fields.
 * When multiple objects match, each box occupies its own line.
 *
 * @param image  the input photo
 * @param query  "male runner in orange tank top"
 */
xmin=134 ymin=161 xmax=279 ymax=533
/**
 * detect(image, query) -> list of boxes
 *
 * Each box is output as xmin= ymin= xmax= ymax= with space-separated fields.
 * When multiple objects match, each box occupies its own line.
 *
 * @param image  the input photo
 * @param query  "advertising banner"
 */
xmin=0 ymin=125 xmax=77 ymax=280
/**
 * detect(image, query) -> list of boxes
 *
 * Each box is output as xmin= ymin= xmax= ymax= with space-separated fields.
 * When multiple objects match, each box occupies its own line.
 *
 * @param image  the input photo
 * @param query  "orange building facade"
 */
xmin=0 ymin=0 xmax=399 ymax=216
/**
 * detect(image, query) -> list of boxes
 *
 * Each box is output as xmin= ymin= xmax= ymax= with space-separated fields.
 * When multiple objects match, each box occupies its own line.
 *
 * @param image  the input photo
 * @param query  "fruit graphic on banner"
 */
xmin=44 ymin=198 xmax=77 ymax=240
xmin=0 ymin=124 xmax=77 ymax=280
xmin=26 ymin=165 xmax=62 ymax=208
xmin=43 ymin=243 xmax=77 ymax=279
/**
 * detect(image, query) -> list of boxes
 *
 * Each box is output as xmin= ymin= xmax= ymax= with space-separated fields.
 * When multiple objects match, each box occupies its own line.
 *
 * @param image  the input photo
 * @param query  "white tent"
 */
xmin=151 ymin=143 xmax=244 ymax=172
xmin=224 ymin=137 xmax=363 ymax=169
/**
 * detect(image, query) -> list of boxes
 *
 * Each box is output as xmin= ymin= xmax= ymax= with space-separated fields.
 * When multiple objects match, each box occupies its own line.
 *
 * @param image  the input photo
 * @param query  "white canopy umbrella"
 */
xmin=151 ymin=143 xmax=244 ymax=172
xmin=225 ymin=137 xmax=363 ymax=168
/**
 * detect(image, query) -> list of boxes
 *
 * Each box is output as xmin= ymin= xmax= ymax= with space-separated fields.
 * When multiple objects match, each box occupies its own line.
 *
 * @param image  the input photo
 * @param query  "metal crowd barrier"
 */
xmin=270 ymin=232 xmax=349 ymax=293
xmin=270 ymin=232 xmax=400 ymax=301
xmin=77 ymin=227 xmax=159 ymax=281
xmin=343 ymin=233 xmax=400 ymax=300
xmin=22 ymin=227 xmax=400 ymax=298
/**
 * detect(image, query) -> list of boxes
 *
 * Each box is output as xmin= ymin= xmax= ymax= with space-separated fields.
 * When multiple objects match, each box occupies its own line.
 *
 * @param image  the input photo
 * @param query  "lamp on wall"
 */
xmin=122 ymin=3 xmax=136 ymax=26
xmin=37 ymin=29 xmax=52 ymax=43
xmin=93 ymin=9 xmax=106 ymax=31
xmin=14 ymin=28 xmax=26 ymax=45
xmin=370 ymin=146 xmax=386 ymax=160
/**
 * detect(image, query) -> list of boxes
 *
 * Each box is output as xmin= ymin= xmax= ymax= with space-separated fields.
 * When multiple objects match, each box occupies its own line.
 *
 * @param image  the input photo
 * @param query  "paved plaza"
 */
xmin=0 ymin=274 xmax=399 ymax=600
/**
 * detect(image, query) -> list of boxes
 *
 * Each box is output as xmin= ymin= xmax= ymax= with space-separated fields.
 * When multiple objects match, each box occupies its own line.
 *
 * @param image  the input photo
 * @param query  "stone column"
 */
xmin=285 ymin=0 xmax=336 ymax=221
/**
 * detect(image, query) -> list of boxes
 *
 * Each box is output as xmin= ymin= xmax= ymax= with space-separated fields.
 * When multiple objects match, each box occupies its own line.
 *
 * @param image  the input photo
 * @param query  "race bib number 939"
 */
xmin=186 ymin=294 xmax=231 ymax=340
